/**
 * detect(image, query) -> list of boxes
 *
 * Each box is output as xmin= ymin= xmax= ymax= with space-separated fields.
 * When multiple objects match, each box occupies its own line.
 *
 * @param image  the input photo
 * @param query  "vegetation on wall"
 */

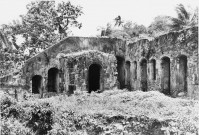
xmin=148 ymin=16 xmax=172 ymax=37
xmin=0 ymin=1 xmax=83 ymax=77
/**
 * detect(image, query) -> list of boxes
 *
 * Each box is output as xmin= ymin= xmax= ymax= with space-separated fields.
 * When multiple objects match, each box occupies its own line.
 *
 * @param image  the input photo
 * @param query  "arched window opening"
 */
xmin=161 ymin=57 xmax=170 ymax=95
xmin=47 ymin=68 xmax=59 ymax=92
xmin=140 ymin=59 xmax=147 ymax=91
xmin=125 ymin=61 xmax=131 ymax=89
xmin=178 ymin=55 xmax=187 ymax=92
xmin=32 ymin=75 xmax=42 ymax=94
xmin=116 ymin=56 xmax=125 ymax=89
xmin=88 ymin=64 xmax=101 ymax=93
xmin=150 ymin=59 xmax=156 ymax=80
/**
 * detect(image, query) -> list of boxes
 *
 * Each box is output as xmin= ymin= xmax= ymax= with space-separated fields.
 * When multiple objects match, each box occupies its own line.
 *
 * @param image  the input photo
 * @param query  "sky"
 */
xmin=0 ymin=0 xmax=198 ymax=37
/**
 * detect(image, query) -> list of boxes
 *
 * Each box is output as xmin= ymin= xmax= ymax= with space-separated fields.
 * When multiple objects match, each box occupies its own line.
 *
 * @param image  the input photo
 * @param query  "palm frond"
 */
xmin=170 ymin=4 xmax=197 ymax=31
xmin=190 ymin=7 xmax=198 ymax=26
xmin=176 ymin=4 xmax=190 ymax=20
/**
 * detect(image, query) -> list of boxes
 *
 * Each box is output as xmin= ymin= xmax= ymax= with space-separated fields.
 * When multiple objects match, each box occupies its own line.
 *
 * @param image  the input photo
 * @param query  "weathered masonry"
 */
xmin=0 ymin=37 xmax=125 ymax=99
xmin=126 ymin=26 xmax=198 ymax=98
xmin=26 ymin=50 xmax=118 ymax=98
xmin=0 ymin=27 xmax=198 ymax=99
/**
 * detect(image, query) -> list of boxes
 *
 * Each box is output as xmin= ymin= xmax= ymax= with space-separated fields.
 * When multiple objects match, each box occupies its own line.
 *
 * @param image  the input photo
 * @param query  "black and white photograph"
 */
xmin=0 ymin=0 xmax=198 ymax=134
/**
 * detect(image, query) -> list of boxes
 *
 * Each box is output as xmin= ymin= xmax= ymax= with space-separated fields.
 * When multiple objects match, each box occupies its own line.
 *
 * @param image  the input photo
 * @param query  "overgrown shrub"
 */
xmin=1 ymin=90 xmax=199 ymax=135
xmin=1 ymin=118 xmax=33 ymax=135
xmin=0 ymin=91 xmax=16 ymax=112
xmin=25 ymin=102 xmax=54 ymax=135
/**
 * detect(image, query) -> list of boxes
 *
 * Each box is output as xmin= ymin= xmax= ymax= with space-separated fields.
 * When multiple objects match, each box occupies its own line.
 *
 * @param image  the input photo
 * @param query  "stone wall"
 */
xmin=17 ymin=37 xmax=124 ymax=98
xmin=23 ymin=50 xmax=117 ymax=98
xmin=0 ymin=27 xmax=198 ymax=100
xmin=59 ymin=50 xmax=117 ymax=93
xmin=126 ymin=26 xmax=198 ymax=99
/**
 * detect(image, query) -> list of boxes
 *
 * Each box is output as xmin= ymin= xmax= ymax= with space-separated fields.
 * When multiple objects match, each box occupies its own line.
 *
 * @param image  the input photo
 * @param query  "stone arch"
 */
xmin=32 ymin=75 xmax=42 ymax=94
xmin=140 ymin=58 xmax=147 ymax=91
xmin=88 ymin=63 xmax=102 ymax=93
xmin=133 ymin=61 xmax=137 ymax=80
xmin=125 ymin=61 xmax=131 ymax=89
xmin=178 ymin=55 xmax=187 ymax=92
xmin=150 ymin=59 xmax=156 ymax=80
xmin=116 ymin=56 xmax=125 ymax=89
xmin=161 ymin=57 xmax=171 ymax=95
xmin=47 ymin=67 xmax=59 ymax=92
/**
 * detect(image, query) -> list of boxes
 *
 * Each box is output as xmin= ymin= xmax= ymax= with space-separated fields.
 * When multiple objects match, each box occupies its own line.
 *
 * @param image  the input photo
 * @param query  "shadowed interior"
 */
xmin=88 ymin=64 xmax=101 ymax=93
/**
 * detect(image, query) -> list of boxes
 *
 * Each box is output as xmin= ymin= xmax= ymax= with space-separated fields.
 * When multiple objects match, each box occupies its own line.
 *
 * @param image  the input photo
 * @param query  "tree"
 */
xmin=100 ymin=23 xmax=112 ymax=37
xmin=127 ymin=22 xmax=147 ymax=37
xmin=1 ymin=19 xmax=22 ymax=50
xmin=114 ymin=16 xmax=124 ymax=27
xmin=170 ymin=4 xmax=198 ymax=31
xmin=0 ymin=30 xmax=12 ymax=50
xmin=1 ymin=1 xmax=83 ymax=50
xmin=99 ymin=20 xmax=148 ymax=41
xmin=148 ymin=16 xmax=172 ymax=36
xmin=0 ymin=1 xmax=83 ymax=76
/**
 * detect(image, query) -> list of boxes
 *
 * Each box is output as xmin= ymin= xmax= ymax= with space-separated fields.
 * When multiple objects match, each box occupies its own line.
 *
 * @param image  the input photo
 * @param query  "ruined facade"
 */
xmin=0 ymin=27 xmax=198 ymax=99
xmin=126 ymin=27 xmax=198 ymax=98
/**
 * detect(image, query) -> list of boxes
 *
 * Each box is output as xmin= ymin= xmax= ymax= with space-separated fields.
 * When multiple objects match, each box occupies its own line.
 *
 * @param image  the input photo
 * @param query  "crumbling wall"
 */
xmin=0 ymin=71 xmax=26 ymax=100
xmin=16 ymin=37 xmax=124 ymax=98
xmin=20 ymin=50 xmax=117 ymax=98
xmin=59 ymin=50 xmax=117 ymax=94
xmin=127 ymin=26 xmax=198 ymax=99
xmin=1 ymin=27 xmax=198 ymax=100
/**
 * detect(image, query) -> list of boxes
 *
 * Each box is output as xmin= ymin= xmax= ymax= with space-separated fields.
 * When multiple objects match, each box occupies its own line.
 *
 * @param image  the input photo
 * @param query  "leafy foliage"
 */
xmin=170 ymin=4 xmax=198 ymax=31
xmin=123 ymin=21 xmax=147 ymax=37
xmin=1 ymin=89 xmax=199 ymax=135
xmin=1 ymin=1 xmax=83 ymax=50
xmin=114 ymin=15 xmax=124 ymax=27
xmin=100 ymin=21 xmax=149 ymax=42
xmin=0 ymin=1 xmax=83 ymax=77
xmin=148 ymin=16 xmax=172 ymax=36
xmin=100 ymin=4 xmax=198 ymax=40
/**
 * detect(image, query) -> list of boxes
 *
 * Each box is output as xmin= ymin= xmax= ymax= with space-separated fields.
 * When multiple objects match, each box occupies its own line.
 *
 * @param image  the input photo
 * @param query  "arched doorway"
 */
xmin=140 ymin=59 xmax=147 ymax=91
xmin=178 ymin=55 xmax=187 ymax=92
xmin=150 ymin=59 xmax=156 ymax=80
xmin=47 ymin=68 xmax=59 ymax=92
xmin=32 ymin=75 xmax=42 ymax=94
xmin=161 ymin=57 xmax=170 ymax=95
xmin=88 ymin=64 xmax=102 ymax=93
xmin=116 ymin=56 xmax=125 ymax=89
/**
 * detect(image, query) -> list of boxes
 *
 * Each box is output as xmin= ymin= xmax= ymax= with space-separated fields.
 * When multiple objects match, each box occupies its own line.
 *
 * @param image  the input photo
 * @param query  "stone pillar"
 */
xmin=198 ymin=33 xmax=199 ymax=90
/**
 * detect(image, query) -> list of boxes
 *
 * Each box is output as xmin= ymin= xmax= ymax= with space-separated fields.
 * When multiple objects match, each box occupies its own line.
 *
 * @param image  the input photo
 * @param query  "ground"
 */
xmin=1 ymin=89 xmax=199 ymax=135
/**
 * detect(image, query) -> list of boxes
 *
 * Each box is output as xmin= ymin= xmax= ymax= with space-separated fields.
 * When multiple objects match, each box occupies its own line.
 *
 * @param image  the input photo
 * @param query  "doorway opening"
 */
xmin=116 ymin=56 xmax=125 ymax=89
xmin=140 ymin=59 xmax=147 ymax=91
xmin=88 ymin=64 xmax=101 ymax=93
xmin=178 ymin=55 xmax=187 ymax=92
xmin=32 ymin=75 xmax=42 ymax=94
xmin=161 ymin=57 xmax=171 ymax=95
xmin=150 ymin=59 xmax=156 ymax=80
xmin=47 ymin=68 xmax=59 ymax=92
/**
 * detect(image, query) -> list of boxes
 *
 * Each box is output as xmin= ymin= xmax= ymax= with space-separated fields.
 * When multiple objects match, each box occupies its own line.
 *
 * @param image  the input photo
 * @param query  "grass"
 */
xmin=1 ymin=89 xmax=199 ymax=134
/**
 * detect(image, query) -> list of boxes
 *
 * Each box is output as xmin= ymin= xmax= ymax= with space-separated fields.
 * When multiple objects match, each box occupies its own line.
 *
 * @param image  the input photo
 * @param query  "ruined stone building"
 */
xmin=0 ymin=26 xmax=198 ymax=99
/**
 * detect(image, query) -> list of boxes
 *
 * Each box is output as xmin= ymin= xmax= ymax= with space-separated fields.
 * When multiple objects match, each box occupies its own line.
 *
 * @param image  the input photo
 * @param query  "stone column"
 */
xmin=198 ymin=32 xmax=199 ymax=90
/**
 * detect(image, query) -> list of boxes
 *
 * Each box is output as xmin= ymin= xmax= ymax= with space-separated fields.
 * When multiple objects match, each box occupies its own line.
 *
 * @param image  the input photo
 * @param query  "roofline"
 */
xmin=25 ymin=36 xmax=124 ymax=63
